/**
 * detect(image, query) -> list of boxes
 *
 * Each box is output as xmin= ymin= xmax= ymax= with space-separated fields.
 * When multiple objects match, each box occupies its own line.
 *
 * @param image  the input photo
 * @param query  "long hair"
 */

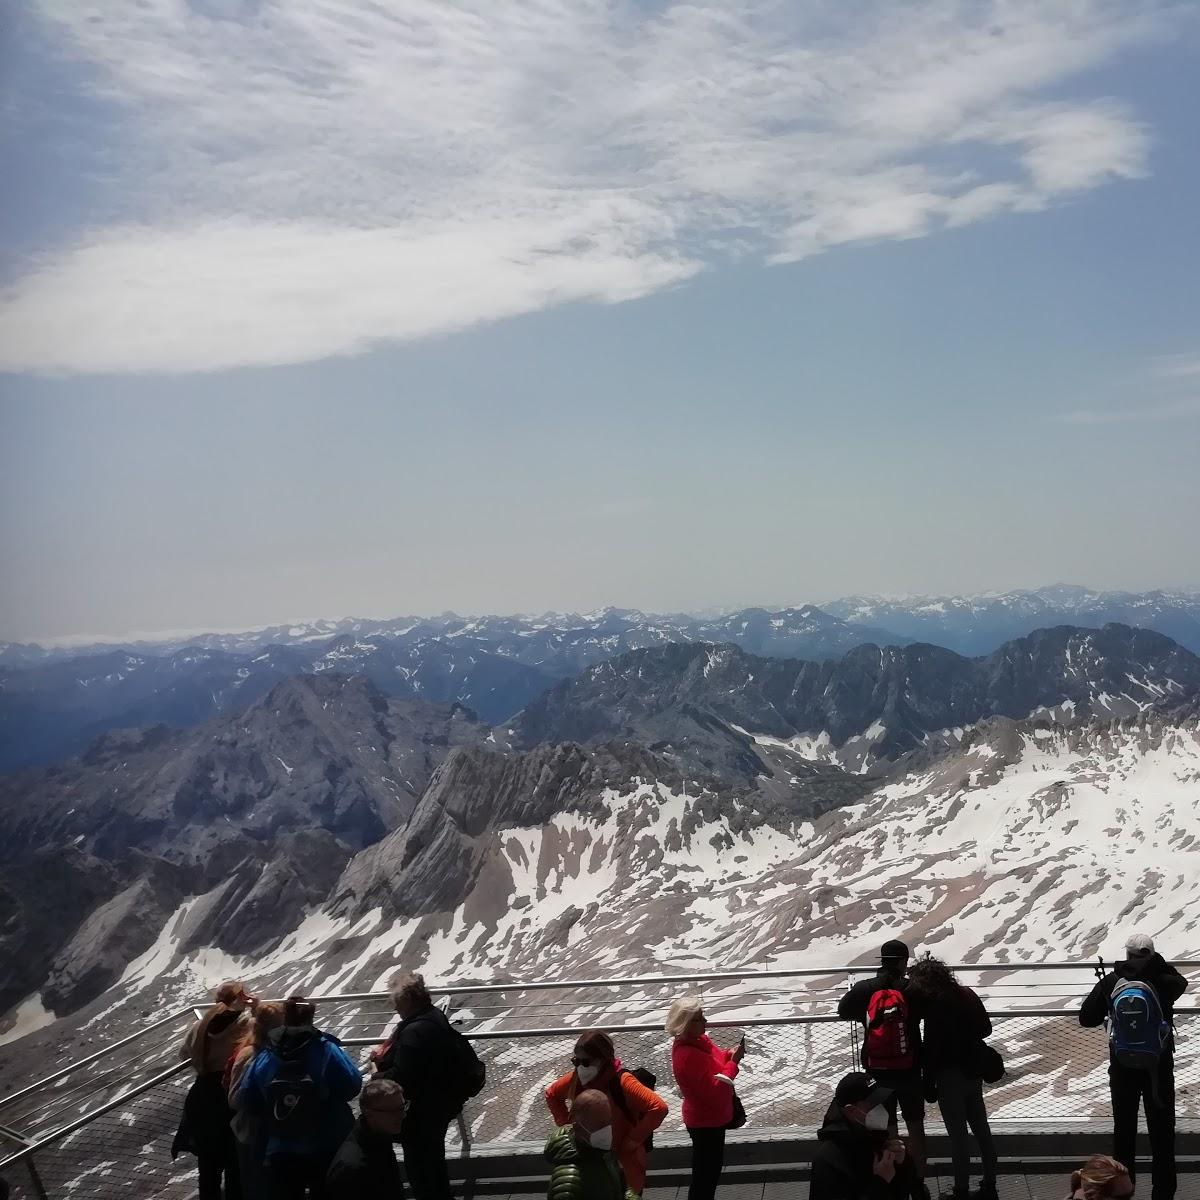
xmin=906 ymin=956 xmax=958 ymax=1001
xmin=1070 ymin=1156 xmax=1130 ymax=1200
xmin=232 ymin=1001 xmax=284 ymax=1068
xmin=190 ymin=981 xmax=248 ymax=1070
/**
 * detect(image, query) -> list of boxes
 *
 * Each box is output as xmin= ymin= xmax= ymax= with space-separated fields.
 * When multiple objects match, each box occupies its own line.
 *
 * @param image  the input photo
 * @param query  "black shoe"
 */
xmin=971 ymin=1183 xmax=999 ymax=1200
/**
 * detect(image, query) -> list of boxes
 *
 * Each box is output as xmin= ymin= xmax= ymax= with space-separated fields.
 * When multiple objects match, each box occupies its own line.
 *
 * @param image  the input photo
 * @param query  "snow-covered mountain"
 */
xmin=824 ymin=585 xmax=1200 ymax=656
xmin=2 ymin=622 xmax=1199 ymax=1064
xmin=0 ymin=607 xmax=901 ymax=771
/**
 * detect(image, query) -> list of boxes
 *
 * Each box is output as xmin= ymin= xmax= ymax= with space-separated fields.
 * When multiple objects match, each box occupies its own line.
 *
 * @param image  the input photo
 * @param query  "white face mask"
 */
xmin=864 ymin=1106 xmax=890 ymax=1132
xmin=587 ymin=1125 xmax=614 ymax=1151
xmin=576 ymin=1063 xmax=600 ymax=1086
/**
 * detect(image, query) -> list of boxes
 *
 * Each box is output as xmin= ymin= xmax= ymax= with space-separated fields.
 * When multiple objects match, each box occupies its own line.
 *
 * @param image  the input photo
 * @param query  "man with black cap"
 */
xmin=838 ymin=939 xmax=926 ymax=1177
xmin=1080 ymin=932 xmax=1188 ymax=1200
xmin=811 ymin=1073 xmax=922 ymax=1200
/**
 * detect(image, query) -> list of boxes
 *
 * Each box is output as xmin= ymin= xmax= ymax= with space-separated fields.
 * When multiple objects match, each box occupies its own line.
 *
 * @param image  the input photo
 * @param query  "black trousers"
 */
xmin=1111 ymin=1057 xmax=1176 ymax=1200
xmin=198 ymin=1147 xmax=242 ymax=1200
xmin=401 ymin=1114 xmax=454 ymax=1200
xmin=686 ymin=1126 xmax=727 ymax=1200
xmin=268 ymin=1153 xmax=331 ymax=1200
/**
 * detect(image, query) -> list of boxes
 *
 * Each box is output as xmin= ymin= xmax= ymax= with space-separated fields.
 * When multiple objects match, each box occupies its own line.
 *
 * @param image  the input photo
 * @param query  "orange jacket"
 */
xmin=545 ymin=1063 xmax=668 ymax=1150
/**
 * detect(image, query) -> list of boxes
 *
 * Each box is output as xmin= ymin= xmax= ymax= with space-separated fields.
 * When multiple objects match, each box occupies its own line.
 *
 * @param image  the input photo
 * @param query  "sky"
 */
xmin=1 ymin=0 xmax=1199 ymax=643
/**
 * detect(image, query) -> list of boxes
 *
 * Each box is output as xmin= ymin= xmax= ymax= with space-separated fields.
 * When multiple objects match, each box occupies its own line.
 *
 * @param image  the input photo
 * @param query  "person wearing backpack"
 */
xmin=545 ymin=1030 xmax=669 ymax=1196
xmin=1079 ymin=932 xmax=1188 ymax=1200
xmin=374 ymin=971 xmax=485 ymax=1200
xmin=838 ymin=940 xmax=926 ymax=1178
xmin=326 ymin=1078 xmax=408 ymax=1200
xmin=240 ymin=995 xmax=362 ymax=1199
xmin=907 ymin=958 xmax=997 ymax=1200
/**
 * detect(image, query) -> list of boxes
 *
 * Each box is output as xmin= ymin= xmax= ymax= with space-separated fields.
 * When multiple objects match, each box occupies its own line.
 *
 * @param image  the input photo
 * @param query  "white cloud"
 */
xmin=1053 ymin=350 xmax=1200 ymax=424
xmin=0 ymin=0 xmax=1176 ymax=375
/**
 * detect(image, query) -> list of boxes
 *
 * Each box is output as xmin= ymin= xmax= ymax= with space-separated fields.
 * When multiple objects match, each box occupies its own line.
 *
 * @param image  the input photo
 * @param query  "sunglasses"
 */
xmin=571 ymin=1056 xmax=595 ymax=1068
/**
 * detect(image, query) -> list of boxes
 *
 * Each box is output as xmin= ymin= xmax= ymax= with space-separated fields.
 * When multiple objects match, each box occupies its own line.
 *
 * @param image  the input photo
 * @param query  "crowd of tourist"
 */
xmin=167 ymin=933 xmax=1188 ymax=1200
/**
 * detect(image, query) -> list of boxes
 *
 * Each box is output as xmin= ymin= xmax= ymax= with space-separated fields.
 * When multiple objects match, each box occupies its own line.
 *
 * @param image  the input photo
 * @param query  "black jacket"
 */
xmin=326 ymin=1120 xmax=403 ymax=1200
xmin=376 ymin=1005 xmax=461 ymax=1120
xmin=810 ymin=1104 xmax=922 ymax=1200
xmin=838 ymin=970 xmax=922 ymax=1070
xmin=918 ymin=986 xmax=991 ymax=1077
xmin=1079 ymin=954 xmax=1188 ymax=1056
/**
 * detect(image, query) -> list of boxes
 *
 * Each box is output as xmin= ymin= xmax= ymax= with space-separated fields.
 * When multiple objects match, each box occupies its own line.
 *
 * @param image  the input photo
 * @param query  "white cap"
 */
xmin=1125 ymin=932 xmax=1155 ymax=955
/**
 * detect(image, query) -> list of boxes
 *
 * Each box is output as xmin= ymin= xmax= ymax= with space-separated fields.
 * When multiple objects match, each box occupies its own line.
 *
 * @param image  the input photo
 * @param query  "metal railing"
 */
xmin=1 ymin=960 xmax=1197 ymax=1199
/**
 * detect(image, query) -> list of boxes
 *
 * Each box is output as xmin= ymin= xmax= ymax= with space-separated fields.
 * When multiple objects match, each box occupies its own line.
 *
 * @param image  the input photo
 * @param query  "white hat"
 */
xmin=1125 ymin=932 xmax=1155 ymax=955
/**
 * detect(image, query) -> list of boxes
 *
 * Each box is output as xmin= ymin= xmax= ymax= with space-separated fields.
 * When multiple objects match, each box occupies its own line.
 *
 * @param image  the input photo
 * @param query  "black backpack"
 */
xmin=449 ymin=1026 xmax=486 ymax=1107
xmin=266 ymin=1051 xmax=322 ymax=1137
xmin=610 ymin=1067 xmax=658 ymax=1150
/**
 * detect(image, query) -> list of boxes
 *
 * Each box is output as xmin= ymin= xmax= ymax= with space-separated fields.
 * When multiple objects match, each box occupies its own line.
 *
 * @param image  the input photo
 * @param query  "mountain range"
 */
xmin=4 ymin=586 xmax=1200 ymax=773
xmin=2 ymin=619 xmax=1199 ymax=1053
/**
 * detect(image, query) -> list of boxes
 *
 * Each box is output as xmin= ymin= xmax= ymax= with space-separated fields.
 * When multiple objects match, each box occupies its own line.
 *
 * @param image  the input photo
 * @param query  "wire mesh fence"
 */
xmin=2 ymin=1011 xmax=1195 ymax=1199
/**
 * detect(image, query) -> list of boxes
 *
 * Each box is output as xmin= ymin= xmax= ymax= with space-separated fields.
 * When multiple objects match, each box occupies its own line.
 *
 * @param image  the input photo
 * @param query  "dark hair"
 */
xmin=907 ymin=956 xmax=959 ymax=1000
xmin=284 ymin=995 xmax=317 ymax=1026
xmin=574 ymin=1030 xmax=615 ymax=1063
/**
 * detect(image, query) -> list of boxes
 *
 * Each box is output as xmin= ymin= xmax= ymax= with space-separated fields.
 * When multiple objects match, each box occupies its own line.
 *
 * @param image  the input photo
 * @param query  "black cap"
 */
xmin=834 ymin=1071 xmax=893 ymax=1108
xmin=880 ymin=939 xmax=910 ymax=962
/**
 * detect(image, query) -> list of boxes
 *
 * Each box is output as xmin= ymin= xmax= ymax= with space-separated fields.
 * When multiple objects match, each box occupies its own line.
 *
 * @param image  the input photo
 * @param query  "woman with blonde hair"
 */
xmin=666 ymin=997 xmax=745 ymax=1200
xmin=172 ymin=980 xmax=256 ymax=1199
xmin=1069 ymin=1156 xmax=1134 ymax=1200
xmin=227 ymin=1002 xmax=285 ymax=1200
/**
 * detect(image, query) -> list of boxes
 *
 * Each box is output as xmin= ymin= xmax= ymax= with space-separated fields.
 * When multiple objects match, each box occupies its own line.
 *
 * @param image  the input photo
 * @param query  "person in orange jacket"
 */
xmin=546 ymin=1030 xmax=668 ymax=1195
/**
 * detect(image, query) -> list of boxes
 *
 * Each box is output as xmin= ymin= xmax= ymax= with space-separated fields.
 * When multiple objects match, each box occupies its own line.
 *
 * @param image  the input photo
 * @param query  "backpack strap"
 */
xmin=609 ymin=1071 xmax=637 ymax=1124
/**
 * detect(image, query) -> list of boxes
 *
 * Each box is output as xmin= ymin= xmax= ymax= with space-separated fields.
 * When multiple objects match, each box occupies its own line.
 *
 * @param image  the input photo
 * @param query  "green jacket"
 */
xmin=545 ymin=1126 xmax=632 ymax=1200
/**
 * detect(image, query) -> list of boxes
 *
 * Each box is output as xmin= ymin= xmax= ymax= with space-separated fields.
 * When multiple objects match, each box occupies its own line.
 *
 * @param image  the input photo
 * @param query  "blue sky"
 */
xmin=1 ymin=1 xmax=1198 ymax=641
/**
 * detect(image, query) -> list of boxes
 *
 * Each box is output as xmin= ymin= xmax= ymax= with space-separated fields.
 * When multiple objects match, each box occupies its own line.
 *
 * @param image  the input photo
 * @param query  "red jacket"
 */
xmin=671 ymin=1035 xmax=739 ymax=1129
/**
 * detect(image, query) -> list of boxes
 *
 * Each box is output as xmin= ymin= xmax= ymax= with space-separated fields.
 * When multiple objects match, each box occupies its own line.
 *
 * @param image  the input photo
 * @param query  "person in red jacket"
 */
xmin=545 ymin=1030 xmax=668 ymax=1195
xmin=666 ymin=998 xmax=745 ymax=1200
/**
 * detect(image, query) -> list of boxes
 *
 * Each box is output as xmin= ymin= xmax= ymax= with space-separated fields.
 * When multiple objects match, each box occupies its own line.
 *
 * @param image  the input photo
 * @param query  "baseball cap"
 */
xmin=1125 ymin=933 xmax=1155 ymax=957
xmin=880 ymin=939 xmax=910 ymax=962
xmin=834 ymin=1072 xmax=894 ymax=1109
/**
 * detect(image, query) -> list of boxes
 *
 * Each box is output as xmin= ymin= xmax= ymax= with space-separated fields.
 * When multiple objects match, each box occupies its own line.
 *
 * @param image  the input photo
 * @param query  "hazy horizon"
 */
xmin=8 ymin=580 xmax=1200 ymax=648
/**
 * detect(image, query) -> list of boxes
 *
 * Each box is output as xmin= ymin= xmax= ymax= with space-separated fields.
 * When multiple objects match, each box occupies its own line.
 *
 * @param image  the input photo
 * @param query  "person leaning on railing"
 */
xmin=545 ymin=1029 xmax=668 ymax=1196
xmin=665 ymin=997 xmax=745 ymax=1200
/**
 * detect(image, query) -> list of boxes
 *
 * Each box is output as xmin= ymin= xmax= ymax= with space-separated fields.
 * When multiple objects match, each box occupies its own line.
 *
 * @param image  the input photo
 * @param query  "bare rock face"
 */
xmin=511 ymin=625 xmax=1200 ymax=763
xmin=0 ymin=675 xmax=486 ymax=1014
xmin=332 ymin=740 xmax=676 ymax=920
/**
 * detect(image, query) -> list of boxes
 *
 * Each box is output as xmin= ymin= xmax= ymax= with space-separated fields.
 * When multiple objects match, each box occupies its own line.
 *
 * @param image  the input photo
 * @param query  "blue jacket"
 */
xmin=242 ymin=1024 xmax=362 ymax=1160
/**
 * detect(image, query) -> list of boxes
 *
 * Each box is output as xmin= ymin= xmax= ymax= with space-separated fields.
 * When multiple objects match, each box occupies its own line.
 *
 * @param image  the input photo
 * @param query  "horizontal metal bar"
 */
xmin=0 ymin=1061 xmax=191 ymax=1171
xmin=0 ymin=1005 xmax=195 ymax=1114
xmin=336 ymin=1006 xmax=1199 ymax=1045
xmin=299 ymin=958 xmax=1200 ymax=1005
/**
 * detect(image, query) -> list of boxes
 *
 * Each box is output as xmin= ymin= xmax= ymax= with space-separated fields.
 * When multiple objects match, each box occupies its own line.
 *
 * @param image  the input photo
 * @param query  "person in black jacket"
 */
xmin=327 ymin=1078 xmax=408 ymax=1199
xmin=838 ymin=939 xmax=926 ymax=1176
xmin=810 ymin=1073 xmax=922 ymax=1200
xmin=907 ymin=958 xmax=997 ymax=1200
xmin=373 ymin=971 xmax=460 ymax=1200
xmin=1079 ymin=932 xmax=1189 ymax=1200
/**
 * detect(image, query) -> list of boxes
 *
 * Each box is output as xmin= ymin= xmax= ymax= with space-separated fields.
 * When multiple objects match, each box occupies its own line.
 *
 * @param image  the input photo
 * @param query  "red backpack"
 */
xmin=865 ymin=988 xmax=914 ymax=1071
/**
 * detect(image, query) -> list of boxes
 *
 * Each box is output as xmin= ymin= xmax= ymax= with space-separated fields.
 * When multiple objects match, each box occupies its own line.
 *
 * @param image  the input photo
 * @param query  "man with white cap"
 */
xmin=1080 ymin=932 xmax=1188 ymax=1200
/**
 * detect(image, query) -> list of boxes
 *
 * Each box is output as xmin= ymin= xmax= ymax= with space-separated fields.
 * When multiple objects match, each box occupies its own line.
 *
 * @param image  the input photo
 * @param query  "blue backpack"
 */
xmin=1108 ymin=979 xmax=1169 ymax=1071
